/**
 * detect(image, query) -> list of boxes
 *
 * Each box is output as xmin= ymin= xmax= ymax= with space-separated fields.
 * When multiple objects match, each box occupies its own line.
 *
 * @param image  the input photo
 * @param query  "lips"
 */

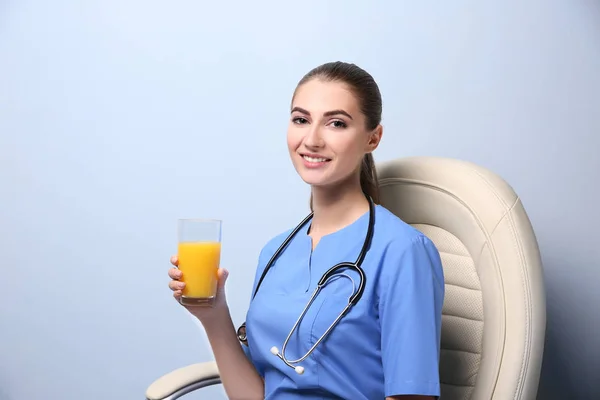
xmin=300 ymin=153 xmax=332 ymax=163
xmin=299 ymin=153 xmax=331 ymax=169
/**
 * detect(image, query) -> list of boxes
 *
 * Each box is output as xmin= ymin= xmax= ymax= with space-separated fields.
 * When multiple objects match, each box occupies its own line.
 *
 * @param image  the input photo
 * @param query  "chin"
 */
xmin=298 ymin=170 xmax=343 ymax=188
xmin=295 ymin=170 xmax=327 ymax=186
xmin=292 ymin=159 xmax=346 ymax=188
xmin=298 ymin=174 xmax=326 ymax=186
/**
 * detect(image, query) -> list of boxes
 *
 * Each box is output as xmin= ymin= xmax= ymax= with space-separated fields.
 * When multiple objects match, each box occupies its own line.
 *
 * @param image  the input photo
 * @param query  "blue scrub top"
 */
xmin=243 ymin=205 xmax=445 ymax=399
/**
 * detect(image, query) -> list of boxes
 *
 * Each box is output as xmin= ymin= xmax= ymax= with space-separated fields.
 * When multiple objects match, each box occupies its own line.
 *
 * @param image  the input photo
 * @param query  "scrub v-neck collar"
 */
xmin=300 ymin=205 xmax=375 ymax=258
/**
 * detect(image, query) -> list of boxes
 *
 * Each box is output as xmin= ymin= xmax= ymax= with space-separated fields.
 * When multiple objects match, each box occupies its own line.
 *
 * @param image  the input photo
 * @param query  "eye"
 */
xmin=330 ymin=120 xmax=347 ymax=128
xmin=292 ymin=117 xmax=309 ymax=124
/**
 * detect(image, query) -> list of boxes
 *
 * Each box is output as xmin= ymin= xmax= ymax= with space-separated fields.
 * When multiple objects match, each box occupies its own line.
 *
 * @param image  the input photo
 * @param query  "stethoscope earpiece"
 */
xmin=270 ymin=346 xmax=305 ymax=374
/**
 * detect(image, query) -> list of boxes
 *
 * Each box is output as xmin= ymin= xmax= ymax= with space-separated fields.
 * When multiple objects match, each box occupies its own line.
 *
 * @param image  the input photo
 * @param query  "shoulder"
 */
xmin=373 ymin=205 xmax=435 ymax=250
xmin=373 ymin=205 xmax=444 ymax=281
xmin=252 ymin=226 xmax=294 ymax=274
xmin=258 ymin=227 xmax=293 ymax=260
xmin=248 ymin=227 xmax=295 ymax=291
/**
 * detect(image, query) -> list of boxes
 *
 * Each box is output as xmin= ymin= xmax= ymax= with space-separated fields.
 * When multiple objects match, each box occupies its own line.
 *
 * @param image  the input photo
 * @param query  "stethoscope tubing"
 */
xmin=238 ymin=194 xmax=376 ymax=373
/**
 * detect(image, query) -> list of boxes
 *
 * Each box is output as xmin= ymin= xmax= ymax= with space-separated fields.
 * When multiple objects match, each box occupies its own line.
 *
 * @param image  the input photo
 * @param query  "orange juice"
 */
xmin=177 ymin=241 xmax=221 ymax=299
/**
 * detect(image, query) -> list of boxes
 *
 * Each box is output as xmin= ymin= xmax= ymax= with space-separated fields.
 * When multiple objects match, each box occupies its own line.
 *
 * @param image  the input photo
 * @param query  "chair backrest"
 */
xmin=377 ymin=157 xmax=546 ymax=400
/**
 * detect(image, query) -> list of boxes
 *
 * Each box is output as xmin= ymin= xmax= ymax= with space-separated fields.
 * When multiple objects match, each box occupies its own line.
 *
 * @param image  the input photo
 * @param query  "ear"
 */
xmin=365 ymin=124 xmax=383 ymax=152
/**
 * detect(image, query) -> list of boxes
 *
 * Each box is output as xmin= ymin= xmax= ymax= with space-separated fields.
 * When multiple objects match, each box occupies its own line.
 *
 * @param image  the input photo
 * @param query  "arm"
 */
xmin=380 ymin=235 xmax=445 ymax=399
xmin=200 ymin=242 xmax=279 ymax=400
xmin=201 ymin=308 xmax=264 ymax=400
xmin=169 ymin=257 xmax=265 ymax=400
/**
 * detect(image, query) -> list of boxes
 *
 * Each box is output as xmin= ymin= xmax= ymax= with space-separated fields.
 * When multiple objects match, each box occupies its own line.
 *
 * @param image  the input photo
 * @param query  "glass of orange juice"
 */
xmin=177 ymin=218 xmax=222 ymax=307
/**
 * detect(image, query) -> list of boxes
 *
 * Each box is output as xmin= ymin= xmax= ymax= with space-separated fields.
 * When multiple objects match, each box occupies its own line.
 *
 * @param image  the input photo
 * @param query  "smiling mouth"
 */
xmin=301 ymin=154 xmax=332 ymax=163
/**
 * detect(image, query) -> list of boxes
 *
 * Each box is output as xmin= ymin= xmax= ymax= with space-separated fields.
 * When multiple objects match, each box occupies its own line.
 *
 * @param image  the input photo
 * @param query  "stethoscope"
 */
xmin=237 ymin=195 xmax=375 ymax=375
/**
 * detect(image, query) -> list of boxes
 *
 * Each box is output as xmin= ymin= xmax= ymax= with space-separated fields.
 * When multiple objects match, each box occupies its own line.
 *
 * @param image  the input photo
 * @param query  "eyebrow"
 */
xmin=291 ymin=106 xmax=353 ymax=120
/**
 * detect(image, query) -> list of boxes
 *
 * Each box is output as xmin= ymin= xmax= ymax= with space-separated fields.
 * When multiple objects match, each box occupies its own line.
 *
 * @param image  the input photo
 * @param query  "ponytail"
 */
xmin=360 ymin=153 xmax=380 ymax=203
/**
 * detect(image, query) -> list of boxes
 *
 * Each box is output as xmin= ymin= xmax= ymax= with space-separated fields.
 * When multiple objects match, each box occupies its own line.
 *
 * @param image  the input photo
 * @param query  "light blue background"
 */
xmin=1 ymin=1 xmax=598 ymax=399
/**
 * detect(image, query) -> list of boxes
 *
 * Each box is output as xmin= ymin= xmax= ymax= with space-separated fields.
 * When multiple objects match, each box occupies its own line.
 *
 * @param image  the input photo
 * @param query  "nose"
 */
xmin=303 ymin=124 xmax=324 ymax=149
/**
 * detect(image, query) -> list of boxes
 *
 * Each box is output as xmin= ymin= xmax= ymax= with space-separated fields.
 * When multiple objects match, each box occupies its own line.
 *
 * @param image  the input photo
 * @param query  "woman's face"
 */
xmin=287 ymin=79 xmax=381 ymax=188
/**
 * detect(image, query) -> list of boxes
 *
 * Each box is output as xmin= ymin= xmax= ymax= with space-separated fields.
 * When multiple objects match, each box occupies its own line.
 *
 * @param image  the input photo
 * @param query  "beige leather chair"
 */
xmin=145 ymin=157 xmax=547 ymax=400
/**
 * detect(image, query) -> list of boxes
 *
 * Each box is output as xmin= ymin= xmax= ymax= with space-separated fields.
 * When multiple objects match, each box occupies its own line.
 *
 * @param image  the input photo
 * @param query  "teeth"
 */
xmin=303 ymin=155 xmax=329 ymax=163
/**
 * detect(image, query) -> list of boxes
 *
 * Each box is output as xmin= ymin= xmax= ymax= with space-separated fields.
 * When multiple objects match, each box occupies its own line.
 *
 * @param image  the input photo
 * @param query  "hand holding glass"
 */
xmin=177 ymin=219 xmax=222 ymax=307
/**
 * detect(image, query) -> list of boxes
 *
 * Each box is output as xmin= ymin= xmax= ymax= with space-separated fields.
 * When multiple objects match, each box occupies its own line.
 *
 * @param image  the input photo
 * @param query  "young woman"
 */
xmin=168 ymin=61 xmax=445 ymax=400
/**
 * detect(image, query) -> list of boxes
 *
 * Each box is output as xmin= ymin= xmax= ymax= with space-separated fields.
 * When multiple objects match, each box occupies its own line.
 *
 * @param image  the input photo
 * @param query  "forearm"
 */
xmin=202 ymin=308 xmax=264 ymax=400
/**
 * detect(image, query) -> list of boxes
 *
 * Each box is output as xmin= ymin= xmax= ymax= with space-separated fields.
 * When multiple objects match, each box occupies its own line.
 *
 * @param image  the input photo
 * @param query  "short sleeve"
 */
xmin=240 ymin=239 xmax=279 ymax=364
xmin=379 ymin=235 xmax=445 ymax=398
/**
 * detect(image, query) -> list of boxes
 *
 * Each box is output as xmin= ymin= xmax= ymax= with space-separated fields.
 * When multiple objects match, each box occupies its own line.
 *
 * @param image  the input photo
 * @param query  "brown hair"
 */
xmin=294 ymin=61 xmax=382 ymax=207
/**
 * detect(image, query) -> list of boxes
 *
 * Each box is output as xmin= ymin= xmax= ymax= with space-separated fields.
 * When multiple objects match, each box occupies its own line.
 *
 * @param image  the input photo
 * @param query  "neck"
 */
xmin=309 ymin=179 xmax=370 ymax=237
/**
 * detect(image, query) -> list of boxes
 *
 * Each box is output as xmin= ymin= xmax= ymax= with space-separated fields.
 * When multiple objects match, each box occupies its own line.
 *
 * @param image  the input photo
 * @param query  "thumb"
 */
xmin=217 ymin=268 xmax=229 ymax=290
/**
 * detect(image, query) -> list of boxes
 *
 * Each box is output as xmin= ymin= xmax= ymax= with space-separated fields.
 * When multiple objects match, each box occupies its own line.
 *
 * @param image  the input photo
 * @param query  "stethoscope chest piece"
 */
xmin=237 ymin=322 xmax=247 ymax=346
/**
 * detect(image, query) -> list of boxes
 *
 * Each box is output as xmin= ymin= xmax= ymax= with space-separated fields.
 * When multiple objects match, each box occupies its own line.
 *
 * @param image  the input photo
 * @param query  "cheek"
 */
xmin=331 ymin=135 xmax=364 ymax=162
xmin=286 ymin=129 xmax=302 ymax=151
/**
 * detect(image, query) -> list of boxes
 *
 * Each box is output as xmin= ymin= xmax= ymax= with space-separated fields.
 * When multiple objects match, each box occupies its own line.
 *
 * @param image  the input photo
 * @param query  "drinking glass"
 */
xmin=177 ymin=219 xmax=222 ymax=306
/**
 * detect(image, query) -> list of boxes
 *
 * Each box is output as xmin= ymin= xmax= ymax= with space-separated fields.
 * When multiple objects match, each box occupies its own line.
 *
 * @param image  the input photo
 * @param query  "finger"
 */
xmin=168 ymin=280 xmax=185 ymax=291
xmin=173 ymin=290 xmax=182 ymax=299
xmin=168 ymin=267 xmax=182 ymax=280
xmin=170 ymin=255 xmax=179 ymax=266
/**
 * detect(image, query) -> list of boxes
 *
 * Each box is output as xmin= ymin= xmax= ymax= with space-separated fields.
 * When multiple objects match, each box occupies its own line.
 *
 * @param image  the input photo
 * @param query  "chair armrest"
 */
xmin=145 ymin=361 xmax=221 ymax=400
